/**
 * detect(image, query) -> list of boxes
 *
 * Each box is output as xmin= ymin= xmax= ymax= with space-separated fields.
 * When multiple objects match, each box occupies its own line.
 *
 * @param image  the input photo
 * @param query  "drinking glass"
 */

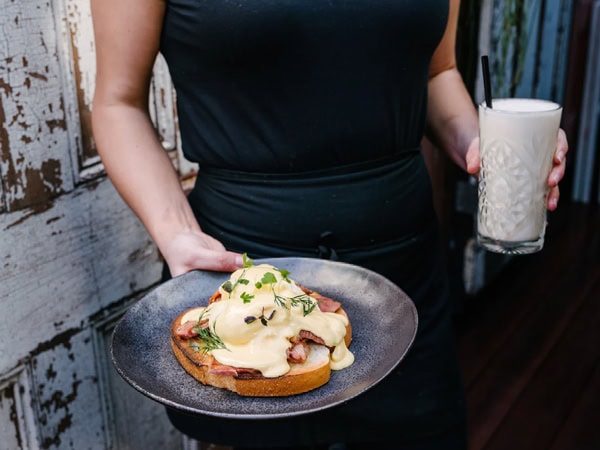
xmin=477 ymin=98 xmax=562 ymax=254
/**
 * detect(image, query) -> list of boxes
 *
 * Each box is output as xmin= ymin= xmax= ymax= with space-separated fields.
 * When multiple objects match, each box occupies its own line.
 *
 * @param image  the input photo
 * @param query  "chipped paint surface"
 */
xmin=0 ymin=367 xmax=38 ymax=450
xmin=0 ymin=177 xmax=173 ymax=447
xmin=0 ymin=0 xmax=74 ymax=211
xmin=32 ymin=328 xmax=105 ymax=449
xmin=0 ymin=0 xmax=191 ymax=448
xmin=0 ymin=382 xmax=22 ymax=450
xmin=64 ymin=0 xmax=97 ymax=169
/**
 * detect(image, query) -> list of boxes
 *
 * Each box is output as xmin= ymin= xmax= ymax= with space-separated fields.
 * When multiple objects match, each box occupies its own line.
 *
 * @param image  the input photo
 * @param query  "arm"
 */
xmin=425 ymin=0 xmax=568 ymax=210
xmin=91 ymin=0 xmax=243 ymax=276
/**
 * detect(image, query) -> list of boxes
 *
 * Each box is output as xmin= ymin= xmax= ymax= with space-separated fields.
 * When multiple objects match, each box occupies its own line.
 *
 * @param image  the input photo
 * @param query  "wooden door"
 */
xmin=0 ymin=1 xmax=195 ymax=448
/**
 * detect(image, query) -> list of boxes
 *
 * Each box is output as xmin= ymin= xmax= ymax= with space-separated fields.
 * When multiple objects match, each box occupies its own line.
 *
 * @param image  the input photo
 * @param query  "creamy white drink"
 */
xmin=477 ymin=98 xmax=562 ymax=254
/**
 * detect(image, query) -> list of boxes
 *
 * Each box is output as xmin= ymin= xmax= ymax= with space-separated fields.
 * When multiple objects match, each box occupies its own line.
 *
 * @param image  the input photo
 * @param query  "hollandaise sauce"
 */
xmin=188 ymin=263 xmax=354 ymax=377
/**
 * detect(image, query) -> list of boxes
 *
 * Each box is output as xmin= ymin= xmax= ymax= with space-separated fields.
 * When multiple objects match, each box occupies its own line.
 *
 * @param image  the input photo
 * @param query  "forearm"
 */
xmin=426 ymin=68 xmax=479 ymax=171
xmin=91 ymin=103 xmax=200 ymax=251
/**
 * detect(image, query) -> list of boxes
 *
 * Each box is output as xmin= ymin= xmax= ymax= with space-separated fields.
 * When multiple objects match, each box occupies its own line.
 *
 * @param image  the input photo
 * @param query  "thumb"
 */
xmin=197 ymin=250 xmax=245 ymax=273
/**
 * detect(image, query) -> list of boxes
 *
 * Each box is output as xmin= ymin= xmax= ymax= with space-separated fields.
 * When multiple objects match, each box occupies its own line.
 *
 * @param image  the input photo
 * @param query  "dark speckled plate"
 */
xmin=111 ymin=257 xmax=417 ymax=419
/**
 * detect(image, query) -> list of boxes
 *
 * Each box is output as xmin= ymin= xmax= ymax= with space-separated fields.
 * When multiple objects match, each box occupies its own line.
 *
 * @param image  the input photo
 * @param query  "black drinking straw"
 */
xmin=481 ymin=55 xmax=493 ymax=108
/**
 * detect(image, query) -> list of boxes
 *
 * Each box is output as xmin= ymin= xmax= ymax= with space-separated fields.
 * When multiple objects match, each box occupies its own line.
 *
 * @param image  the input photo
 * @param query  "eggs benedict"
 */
xmin=170 ymin=257 xmax=354 ymax=396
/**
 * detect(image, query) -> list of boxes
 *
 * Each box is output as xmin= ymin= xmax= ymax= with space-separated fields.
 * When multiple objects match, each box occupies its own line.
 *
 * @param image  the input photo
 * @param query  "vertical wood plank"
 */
xmin=514 ymin=0 xmax=542 ymax=98
xmin=0 ymin=367 xmax=38 ymax=450
xmin=572 ymin=1 xmax=600 ymax=203
xmin=60 ymin=0 xmax=101 ymax=181
xmin=0 ymin=0 xmax=75 ymax=211
xmin=150 ymin=55 xmax=177 ymax=152
xmin=533 ymin=0 xmax=574 ymax=100
xmin=487 ymin=0 xmax=572 ymax=101
xmin=93 ymin=312 xmax=182 ymax=450
xmin=150 ymin=54 xmax=198 ymax=180
xmin=553 ymin=0 xmax=575 ymax=102
xmin=31 ymin=328 xmax=107 ymax=449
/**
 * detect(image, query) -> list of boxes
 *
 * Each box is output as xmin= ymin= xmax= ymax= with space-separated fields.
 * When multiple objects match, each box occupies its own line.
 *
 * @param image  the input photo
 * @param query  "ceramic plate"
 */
xmin=111 ymin=257 xmax=418 ymax=419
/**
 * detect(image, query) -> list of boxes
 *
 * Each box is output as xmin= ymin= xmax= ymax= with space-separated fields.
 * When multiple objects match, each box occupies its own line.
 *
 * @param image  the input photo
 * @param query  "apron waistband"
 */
xmin=189 ymin=148 xmax=435 ymax=257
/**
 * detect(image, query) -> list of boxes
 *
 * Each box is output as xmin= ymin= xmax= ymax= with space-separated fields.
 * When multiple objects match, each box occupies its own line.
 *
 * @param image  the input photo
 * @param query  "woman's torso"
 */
xmin=160 ymin=0 xmax=448 ymax=172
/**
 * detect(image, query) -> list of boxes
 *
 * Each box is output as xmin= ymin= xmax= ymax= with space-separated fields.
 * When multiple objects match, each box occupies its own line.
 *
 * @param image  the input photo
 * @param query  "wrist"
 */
xmin=146 ymin=196 xmax=201 ymax=252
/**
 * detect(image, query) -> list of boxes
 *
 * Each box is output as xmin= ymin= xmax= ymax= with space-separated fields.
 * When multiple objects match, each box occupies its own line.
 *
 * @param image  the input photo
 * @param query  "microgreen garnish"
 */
xmin=221 ymin=269 xmax=250 ymax=298
xmin=221 ymin=280 xmax=233 ymax=293
xmin=242 ymin=253 xmax=254 ymax=268
xmin=240 ymin=292 xmax=254 ymax=303
xmin=260 ymin=272 xmax=278 ymax=285
xmin=244 ymin=308 xmax=276 ymax=326
xmin=190 ymin=311 xmax=227 ymax=354
xmin=276 ymin=268 xmax=291 ymax=282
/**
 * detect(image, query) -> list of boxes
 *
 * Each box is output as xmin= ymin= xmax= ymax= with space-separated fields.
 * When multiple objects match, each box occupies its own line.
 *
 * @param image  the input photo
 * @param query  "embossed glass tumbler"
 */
xmin=477 ymin=98 xmax=562 ymax=254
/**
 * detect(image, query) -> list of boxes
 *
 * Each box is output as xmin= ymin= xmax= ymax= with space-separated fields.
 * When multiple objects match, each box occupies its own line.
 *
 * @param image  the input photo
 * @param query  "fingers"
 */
xmin=465 ymin=136 xmax=480 ymax=176
xmin=554 ymin=128 xmax=569 ymax=165
xmin=547 ymin=185 xmax=560 ymax=211
xmin=548 ymin=157 xmax=566 ymax=187
xmin=161 ymin=231 xmax=245 ymax=277
xmin=190 ymin=249 xmax=245 ymax=274
xmin=549 ymin=129 xmax=568 ymax=186
xmin=546 ymin=128 xmax=568 ymax=211
xmin=169 ymin=249 xmax=244 ymax=277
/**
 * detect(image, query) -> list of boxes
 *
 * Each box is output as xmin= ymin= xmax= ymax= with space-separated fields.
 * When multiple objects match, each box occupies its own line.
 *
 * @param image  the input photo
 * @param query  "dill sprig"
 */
xmin=274 ymin=292 xmax=317 ymax=316
xmin=190 ymin=311 xmax=228 ymax=354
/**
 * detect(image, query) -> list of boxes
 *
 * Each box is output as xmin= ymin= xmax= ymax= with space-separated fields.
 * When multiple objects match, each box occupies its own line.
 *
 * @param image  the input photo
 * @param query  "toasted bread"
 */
xmin=170 ymin=303 xmax=352 ymax=397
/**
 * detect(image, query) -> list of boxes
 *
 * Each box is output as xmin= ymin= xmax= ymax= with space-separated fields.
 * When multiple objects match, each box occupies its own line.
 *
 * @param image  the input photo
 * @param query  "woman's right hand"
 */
xmin=160 ymin=229 xmax=244 ymax=277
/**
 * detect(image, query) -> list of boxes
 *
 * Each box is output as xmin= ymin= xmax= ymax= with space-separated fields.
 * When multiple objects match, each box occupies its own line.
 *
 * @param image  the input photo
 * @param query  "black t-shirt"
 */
xmin=160 ymin=0 xmax=448 ymax=172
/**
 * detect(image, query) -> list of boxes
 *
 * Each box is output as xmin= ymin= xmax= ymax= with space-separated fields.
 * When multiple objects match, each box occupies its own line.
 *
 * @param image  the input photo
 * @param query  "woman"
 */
xmin=90 ymin=0 xmax=568 ymax=448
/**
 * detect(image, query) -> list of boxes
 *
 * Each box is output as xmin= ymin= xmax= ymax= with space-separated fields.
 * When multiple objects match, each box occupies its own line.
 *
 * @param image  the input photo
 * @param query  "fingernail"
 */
xmin=549 ymin=197 xmax=558 ymax=210
xmin=235 ymin=255 xmax=244 ymax=266
xmin=556 ymin=150 xmax=564 ymax=162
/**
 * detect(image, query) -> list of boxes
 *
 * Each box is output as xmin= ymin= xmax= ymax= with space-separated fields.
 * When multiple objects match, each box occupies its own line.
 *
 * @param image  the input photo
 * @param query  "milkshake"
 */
xmin=477 ymin=98 xmax=562 ymax=254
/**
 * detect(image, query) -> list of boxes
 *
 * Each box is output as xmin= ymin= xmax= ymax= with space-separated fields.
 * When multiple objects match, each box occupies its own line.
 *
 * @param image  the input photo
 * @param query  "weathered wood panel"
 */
xmin=0 ymin=178 xmax=162 ymax=375
xmin=93 ymin=312 xmax=181 ymax=450
xmin=31 ymin=328 xmax=106 ymax=450
xmin=485 ymin=0 xmax=572 ymax=102
xmin=0 ymin=367 xmax=38 ymax=450
xmin=60 ymin=0 xmax=101 ymax=181
xmin=150 ymin=54 xmax=198 ymax=181
xmin=0 ymin=0 xmax=75 ymax=211
xmin=0 ymin=0 xmax=193 ymax=448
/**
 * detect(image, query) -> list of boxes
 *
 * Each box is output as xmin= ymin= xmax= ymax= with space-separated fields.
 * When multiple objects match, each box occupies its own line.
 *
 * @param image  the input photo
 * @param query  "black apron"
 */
xmin=165 ymin=152 xmax=466 ymax=447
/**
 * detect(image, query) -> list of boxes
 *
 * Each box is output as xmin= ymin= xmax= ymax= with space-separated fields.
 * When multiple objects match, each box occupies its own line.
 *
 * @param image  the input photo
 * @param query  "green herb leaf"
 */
xmin=238 ymin=279 xmax=250 ymax=285
xmin=276 ymin=268 xmax=291 ymax=282
xmin=221 ymin=281 xmax=233 ymax=293
xmin=240 ymin=292 xmax=254 ymax=303
xmin=255 ymin=282 xmax=262 ymax=289
xmin=242 ymin=253 xmax=254 ymax=268
xmin=261 ymin=272 xmax=277 ymax=285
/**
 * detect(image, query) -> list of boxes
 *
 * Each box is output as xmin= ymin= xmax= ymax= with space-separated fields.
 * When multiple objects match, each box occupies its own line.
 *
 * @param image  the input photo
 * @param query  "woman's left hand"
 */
xmin=465 ymin=128 xmax=569 ymax=211
xmin=546 ymin=129 xmax=569 ymax=211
